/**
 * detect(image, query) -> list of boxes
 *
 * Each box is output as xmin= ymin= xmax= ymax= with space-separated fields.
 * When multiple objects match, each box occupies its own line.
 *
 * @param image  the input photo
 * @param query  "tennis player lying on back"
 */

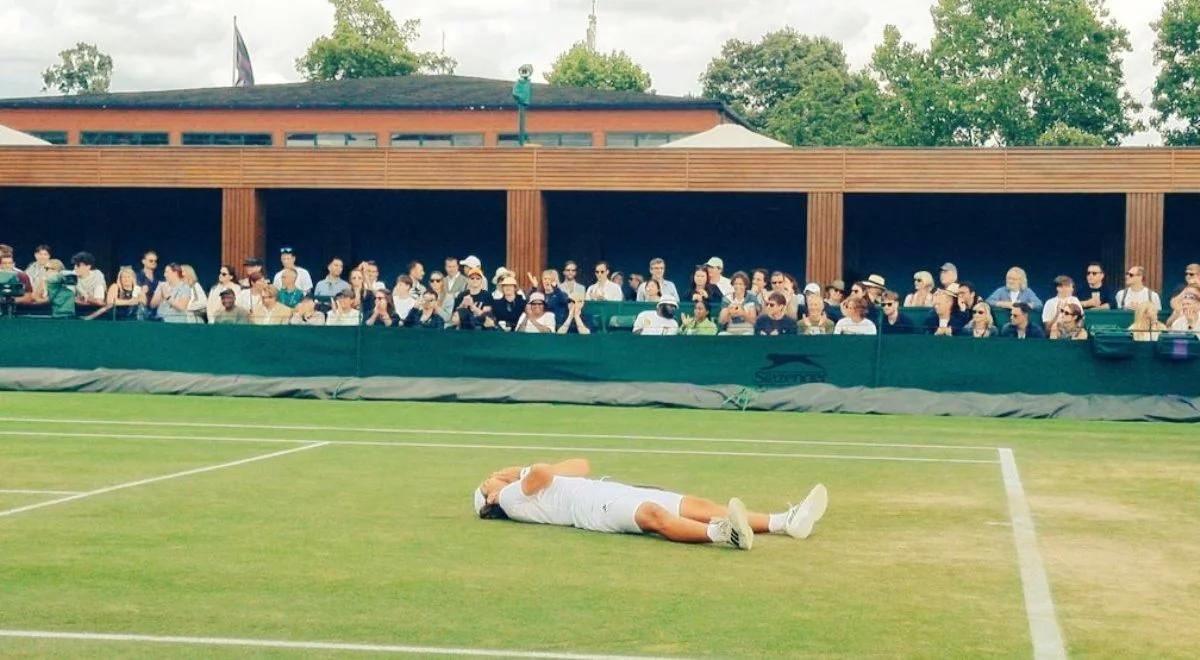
xmin=473 ymin=458 xmax=827 ymax=550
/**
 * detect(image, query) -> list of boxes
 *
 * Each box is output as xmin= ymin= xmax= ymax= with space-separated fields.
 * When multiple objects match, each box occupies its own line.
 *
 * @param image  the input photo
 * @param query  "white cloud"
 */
xmin=0 ymin=0 xmax=1170 ymax=144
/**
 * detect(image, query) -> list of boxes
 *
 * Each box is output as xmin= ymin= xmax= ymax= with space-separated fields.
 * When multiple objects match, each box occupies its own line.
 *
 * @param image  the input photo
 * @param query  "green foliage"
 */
xmin=1151 ymin=0 xmax=1200 ymax=145
xmin=700 ymin=29 xmax=879 ymax=146
xmin=871 ymin=0 xmax=1142 ymax=146
xmin=544 ymin=44 xmax=652 ymax=93
xmin=1035 ymin=123 xmax=1107 ymax=146
xmin=41 ymin=42 xmax=112 ymax=95
xmin=296 ymin=0 xmax=455 ymax=80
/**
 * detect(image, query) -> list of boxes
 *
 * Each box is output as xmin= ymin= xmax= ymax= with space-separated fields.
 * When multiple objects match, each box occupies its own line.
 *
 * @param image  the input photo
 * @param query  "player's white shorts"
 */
xmin=575 ymin=485 xmax=684 ymax=534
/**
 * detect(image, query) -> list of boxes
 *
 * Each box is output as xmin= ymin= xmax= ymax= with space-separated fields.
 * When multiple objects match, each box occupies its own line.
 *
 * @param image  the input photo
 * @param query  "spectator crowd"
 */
xmin=2 ymin=242 xmax=1198 ymax=342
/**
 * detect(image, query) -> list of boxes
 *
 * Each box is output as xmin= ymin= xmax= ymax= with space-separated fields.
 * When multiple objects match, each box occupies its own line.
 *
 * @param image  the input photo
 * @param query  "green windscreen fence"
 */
xmin=0 ymin=319 xmax=1196 ymax=397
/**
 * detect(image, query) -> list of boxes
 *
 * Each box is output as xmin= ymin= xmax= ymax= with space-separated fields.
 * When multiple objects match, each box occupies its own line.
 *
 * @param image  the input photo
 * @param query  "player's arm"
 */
xmin=520 ymin=459 xmax=590 ymax=496
xmin=549 ymin=458 xmax=590 ymax=477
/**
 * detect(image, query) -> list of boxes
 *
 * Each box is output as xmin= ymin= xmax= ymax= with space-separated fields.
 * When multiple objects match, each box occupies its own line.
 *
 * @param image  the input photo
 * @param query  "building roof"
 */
xmin=0 ymin=75 xmax=733 ymax=115
xmin=0 ymin=123 xmax=50 ymax=145
xmin=660 ymin=124 xmax=789 ymax=149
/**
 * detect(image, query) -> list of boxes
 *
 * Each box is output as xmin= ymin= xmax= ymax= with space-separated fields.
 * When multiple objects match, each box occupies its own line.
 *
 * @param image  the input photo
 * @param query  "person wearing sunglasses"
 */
xmin=1041 ymin=275 xmax=1081 ymax=326
xmin=1048 ymin=302 xmax=1088 ymax=340
xmin=1079 ymin=261 xmax=1114 ymax=311
xmin=1168 ymin=285 xmax=1200 ymax=337
xmin=1115 ymin=265 xmax=1160 ymax=312
xmin=1169 ymin=264 xmax=1200 ymax=314
xmin=136 ymin=250 xmax=160 ymax=298
xmin=755 ymin=292 xmax=799 ymax=336
xmin=206 ymin=264 xmax=241 ymax=323
xmin=879 ymin=290 xmax=915 ymax=335
xmin=516 ymin=291 xmax=557 ymax=333
xmin=586 ymin=261 xmax=623 ymax=301
xmin=1000 ymin=302 xmax=1045 ymax=339
xmin=965 ymin=303 xmax=998 ymax=338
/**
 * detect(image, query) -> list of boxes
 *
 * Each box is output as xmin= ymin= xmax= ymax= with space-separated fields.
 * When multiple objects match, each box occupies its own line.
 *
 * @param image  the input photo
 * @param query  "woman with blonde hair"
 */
xmin=180 ymin=264 xmax=208 ymax=322
xmin=1128 ymin=300 xmax=1167 ymax=342
xmin=904 ymin=271 xmax=936 ymax=307
xmin=91 ymin=266 xmax=146 ymax=321
xmin=985 ymin=266 xmax=1043 ymax=310
xmin=965 ymin=302 xmax=998 ymax=338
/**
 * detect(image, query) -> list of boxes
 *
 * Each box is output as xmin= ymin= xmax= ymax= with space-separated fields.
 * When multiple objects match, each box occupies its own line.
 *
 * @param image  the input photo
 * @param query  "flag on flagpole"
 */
xmin=234 ymin=21 xmax=255 ymax=87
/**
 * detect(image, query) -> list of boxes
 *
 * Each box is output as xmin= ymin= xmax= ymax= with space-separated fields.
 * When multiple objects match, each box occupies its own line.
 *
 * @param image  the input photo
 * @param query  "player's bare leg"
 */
xmin=634 ymin=501 xmax=753 ymax=549
xmin=679 ymin=496 xmax=771 ymax=533
xmin=679 ymin=485 xmax=828 ymax=540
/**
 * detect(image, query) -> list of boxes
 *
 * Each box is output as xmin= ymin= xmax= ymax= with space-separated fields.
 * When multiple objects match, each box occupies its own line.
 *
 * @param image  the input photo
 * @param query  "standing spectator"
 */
xmin=1000 ymin=302 xmax=1046 ymax=338
xmin=924 ymin=285 xmax=964 ymax=336
xmin=365 ymin=289 xmax=397 ymax=327
xmin=755 ymin=292 xmax=799 ymax=336
xmin=272 ymin=247 xmax=312 ymax=293
xmin=181 ymin=264 xmax=208 ymax=322
xmin=636 ymin=258 xmax=678 ymax=301
xmin=939 ymin=263 xmax=958 ymax=289
xmin=684 ymin=265 xmax=723 ymax=307
xmin=986 ymin=267 xmax=1043 ymax=310
xmin=427 ymin=270 xmax=455 ymax=321
xmin=290 ymin=295 xmax=326 ymax=326
xmin=236 ymin=272 xmax=266 ymax=312
xmin=210 ymin=289 xmax=250 ymax=324
xmin=136 ymin=250 xmax=160 ymax=299
xmin=719 ymin=271 xmax=759 ymax=335
xmin=392 ymin=275 xmax=416 ymax=321
xmin=533 ymin=269 xmax=571 ymax=325
xmin=42 ymin=259 xmax=75 ymax=318
xmin=71 ymin=252 xmax=106 ymax=306
xmin=1169 ymin=286 xmax=1200 ymax=337
xmin=1128 ymin=300 xmax=1167 ymax=341
xmin=238 ymin=257 xmax=264 ymax=288
xmin=406 ymin=260 xmax=427 ymax=297
xmin=1079 ymin=261 xmax=1114 ymax=311
xmin=633 ymin=294 xmax=680 ymax=335
xmin=443 ymin=257 xmax=466 ymax=297
xmin=642 ymin=279 xmax=662 ymax=302
xmin=1042 ymin=275 xmax=1082 ymax=325
xmin=1169 ymin=264 xmax=1200 ymax=313
xmin=679 ymin=299 xmax=717 ymax=335
xmin=965 ymin=303 xmax=999 ymax=338
xmin=454 ymin=267 xmax=495 ymax=326
xmin=206 ymin=265 xmax=241 ymax=323
xmin=362 ymin=261 xmax=385 ymax=294
xmin=1115 ymin=266 xmax=1161 ymax=311
xmin=326 ymin=290 xmax=363 ymax=327
xmin=276 ymin=269 xmax=305 ymax=308
xmin=704 ymin=257 xmax=733 ymax=297
xmin=956 ymin=280 xmax=982 ymax=316
xmin=313 ymin=257 xmax=350 ymax=308
xmin=1049 ymin=302 xmax=1088 ymax=340
xmin=880 ymin=290 xmax=915 ymax=335
xmin=799 ymin=293 xmax=835 ymax=335
xmin=587 ymin=261 xmax=624 ymax=301
xmin=25 ymin=244 xmax=51 ymax=294
xmin=834 ymin=297 xmax=877 ymax=335
xmin=559 ymin=261 xmax=585 ymax=296
xmin=153 ymin=263 xmax=192 ymax=323
xmin=557 ymin=292 xmax=593 ymax=334
xmin=347 ymin=269 xmax=369 ymax=310
xmin=0 ymin=249 xmax=34 ymax=306
xmin=250 ymin=285 xmax=293 ymax=325
xmin=905 ymin=271 xmax=936 ymax=307
xmin=405 ymin=290 xmax=445 ymax=329
xmin=516 ymin=292 xmax=557 ymax=333
xmin=623 ymin=272 xmax=643 ymax=301
xmin=492 ymin=275 xmax=526 ymax=330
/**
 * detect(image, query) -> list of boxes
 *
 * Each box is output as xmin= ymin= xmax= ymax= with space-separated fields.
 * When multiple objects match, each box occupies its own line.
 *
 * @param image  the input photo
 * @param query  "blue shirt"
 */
xmin=986 ymin=287 xmax=1043 ymax=310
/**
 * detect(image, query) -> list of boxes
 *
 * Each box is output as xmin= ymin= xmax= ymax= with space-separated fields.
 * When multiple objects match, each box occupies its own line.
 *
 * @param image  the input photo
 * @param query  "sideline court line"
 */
xmin=0 ymin=629 xmax=666 ymax=659
xmin=0 ymin=430 xmax=999 ymax=465
xmin=998 ymin=447 xmax=1066 ymax=660
xmin=0 ymin=489 xmax=83 ymax=496
xmin=0 ymin=442 xmax=327 ymax=519
xmin=0 ymin=415 xmax=1000 ymax=452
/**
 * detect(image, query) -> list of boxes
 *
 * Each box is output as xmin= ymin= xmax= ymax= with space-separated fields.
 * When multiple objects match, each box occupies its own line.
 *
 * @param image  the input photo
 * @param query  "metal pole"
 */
xmin=518 ymin=106 xmax=527 ymax=146
xmin=232 ymin=16 xmax=237 ymax=87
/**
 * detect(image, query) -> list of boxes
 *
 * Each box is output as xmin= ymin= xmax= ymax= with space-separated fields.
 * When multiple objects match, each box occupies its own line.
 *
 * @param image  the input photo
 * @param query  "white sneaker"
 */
xmin=784 ymin=484 xmax=828 ymax=540
xmin=725 ymin=497 xmax=754 ymax=550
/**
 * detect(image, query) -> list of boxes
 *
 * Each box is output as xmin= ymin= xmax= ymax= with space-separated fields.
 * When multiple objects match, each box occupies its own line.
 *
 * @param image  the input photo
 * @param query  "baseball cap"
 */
xmin=657 ymin=293 xmax=679 ymax=307
xmin=462 ymin=255 xmax=482 ymax=269
xmin=528 ymin=291 xmax=546 ymax=303
xmin=466 ymin=267 xmax=484 ymax=279
xmin=243 ymin=257 xmax=263 ymax=267
xmin=704 ymin=257 xmax=724 ymax=269
xmin=803 ymin=282 xmax=821 ymax=295
xmin=940 ymin=262 xmax=957 ymax=272
xmin=473 ymin=488 xmax=486 ymax=516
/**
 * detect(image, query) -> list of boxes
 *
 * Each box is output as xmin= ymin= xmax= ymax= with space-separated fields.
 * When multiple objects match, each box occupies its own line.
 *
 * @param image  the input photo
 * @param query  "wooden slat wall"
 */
xmin=506 ymin=190 xmax=546 ymax=279
xmin=1125 ymin=193 xmax=1164 ymax=291
xmin=221 ymin=188 xmax=264 ymax=269
xmin=806 ymin=192 xmax=843 ymax=285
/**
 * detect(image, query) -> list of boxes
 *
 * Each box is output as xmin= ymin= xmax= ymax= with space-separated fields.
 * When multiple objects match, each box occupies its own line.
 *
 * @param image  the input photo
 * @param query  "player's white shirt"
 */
xmin=498 ymin=475 xmax=680 ymax=534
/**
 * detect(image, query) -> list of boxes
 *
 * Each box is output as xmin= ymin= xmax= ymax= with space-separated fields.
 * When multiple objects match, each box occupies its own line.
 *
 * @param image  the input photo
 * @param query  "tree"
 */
xmin=1035 ymin=123 xmax=1107 ymax=146
xmin=42 ymin=42 xmax=112 ymax=95
xmin=544 ymin=44 xmax=651 ymax=93
xmin=871 ymin=0 xmax=1142 ymax=146
xmin=700 ymin=29 xmax=879 ymax=146
xmin=1151 ymin=0 xmax=1200 ymax=145
xmin=296 ymin=0 xmax=455 ymax=81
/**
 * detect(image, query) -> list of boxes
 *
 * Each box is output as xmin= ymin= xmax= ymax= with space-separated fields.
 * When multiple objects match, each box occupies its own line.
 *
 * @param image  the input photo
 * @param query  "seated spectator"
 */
xmin=1168 ymin=285 xmax=1200 ymax=337
xmin=314 ymin=257 xmax=350 ymax=307
xmin=99 ymin=266 xmax=146 ymax=321
xmin=454 ymin=267 xmax=495 ymax=327
xmin=1079 ymin=261 xmax=1115 ymax=311
xmin=858 ymin=274 xmax=886 ymax=311
xmin=642 ymin=279 xmax=662 ymax=302
xmin=207 ymin=264 xmax=241 ymax=322
xmin=704 ymin=257 xmax=733 ymax=297
xmin=633 ymin=294 xmax=680 ymax=335
xmin=751 ymin=269 xmax=770 ymax=302
xmin=939 ymin=262 xmax=958 ymax=289
xmin=924 ymin=284 xmax=967 ymax=336
xmin=272 ymin=247 xmax=312 ymax=293
xmin=680 ymin=299 xmax=717 ymax=336
xmin=559 ymin=261 xmax=586 ymax=297
xmin=478 ymin=312 xmax=501 ymax=331
xmin=824 ymin=279 xmax=845 ymax=308
xmin=636 ymin=258 xmax=678 ymax=302
xmin=719 ymin=271 xmax=759 ymax=335
xmin=365 ymin=289 xmax=398 ymax=327
xmin=406 ymin=260 xmax=426 ymax=297
xmin=834 ymin=296 xmax=877 ymax=335
xmin=1169 ymin=263 xmax=1200 ymax=314
xmin=1128 ymin=300 xmax=1167 ymax=342
xmin=491 ymin=275 xmax=526 ymax=330
xmin=623 ymin=272 xmax=642 ymax=301
xmin=250 ymin=285 xmax=293 ymax=325
xmin=987 ymin=266 xmax=1043 ymax=310
xmin=491 ymin=267 xmax=515 ymax=299
xmin=276 ymin=268 xmax=305 ymax=308
xmin=905 ymin=271 xmax=935 ymax=307
xmin=684 ymin=265 xmax=723 ymax=307
xmin=210 ymin=289 xmax=250 ymax=324
xmin=848 ymin=278 xmax=881 ymax=320
xmin=1048 ymin=302 xmax=1088 ymax=341
xmin=530 ymin=269 xmax=570 ymax=325
xmin=880 ymin=290 xmax=915 ymax=335
xmin=755 ymin=292 xmax=798 ymax=336
xmin=768 ymin=271 xmax=800 ymax=320
xmin=586 ymin=261 xmax=624 ymax=301
xmin=965 ymin=302 xmax=998 ymax=338
xmin=361 ymin=260 xmax=386 ymax=294
xmin=235 ymin=272 xmax=266 ymax=313
xmin=956 ymin=280 xmax=982 ymax=316
xmin=443 ymin=257 xmax=466 ymax=297
xmin=136 ymin=250 xmax=160 ymax=300
xmin=1042 ymin=275 xmax=1081 ymax=325
xmin=71 ymin=251 xmax=106 ymax=306
xmin=41 ymin=259 xmax=75 ymax=318
xmin=1000 ymin=302 xmax=1045 ymax=338
xmin=0 ymin=248 xmax=34 ymax=306
xmin=326 ymin=290 xmax=364 ymax=326
xmin=238 ymin=257 xmax=264 ymax=288
xmin=153 ymin=263 xmax=193 ymax=323
xmin=557 ymin=292 xmax=593 ymax=334
xmin=392 ymin=275 xmax=416 ymax=321
xmin=25 ymin=244 xmax=51 ymax=294
xmin=1116 ymin=266 xmax=1161 ymax=311
xmin=180 ymin=265 xmax=208 ymax=322
xmin=290 ymin=294 xmax=326 ymax=326
xmin=405 ymin=290 xmax=446 ymax=329
xmin=798 ymin=293 xmax=835 ymax=335
xmin=516 ymin=292 xmax=557 ymax=333
xmin=427 ymin=270 xmax=455 ymax=321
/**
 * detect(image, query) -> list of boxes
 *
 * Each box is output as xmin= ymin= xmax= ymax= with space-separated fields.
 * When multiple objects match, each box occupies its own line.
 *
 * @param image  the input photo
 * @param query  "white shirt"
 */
xmin=393 ymin=295 xmax=415 ymax=320
xmin=326 ymin=307 xmax=362 ymax=326
xmin=516 ymin=311 xmax=557 ymax=333
xmin=1042 ymin=295 xmax=1081 ymax=325
xmin=1115 ymin=287 xmax=1161 ymax=311
xmin=560 ymin=280 xmax=586 ymax=296
xmin=498 ymin=475 xmax=642 ymax=532
xmin=633 ymin=310 xmax=679 ymax=335
xmin=272 ymin=266 xmax=313 ymax=293
xmin=235 ymin=290 xmax=261 ymax=312
xmin=834 ymin=317 xmax=877 ymax=335
xmin=715 ymin=276 xmax=733 ymax=297
xmin=1170 ymin=315 xmax=1200 ymax=337
xmin=636 ymin=279 xmax=678 ymax=302
xmin=586 ymin=280 xmax=624 ymax=301
xmin=75 ymin=270 xmax=106 ymax=301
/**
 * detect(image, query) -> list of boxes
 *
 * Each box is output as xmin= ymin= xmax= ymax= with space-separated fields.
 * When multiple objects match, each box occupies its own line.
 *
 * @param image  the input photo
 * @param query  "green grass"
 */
xmin=0 ymin=391 xmax=1197 ymax=658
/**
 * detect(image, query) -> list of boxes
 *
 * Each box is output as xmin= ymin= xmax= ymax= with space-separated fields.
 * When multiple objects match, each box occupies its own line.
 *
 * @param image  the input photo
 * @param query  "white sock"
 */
xmin=768 ymin=512 xmax=788 ymax=534
xmin=706 ymin=522 xmax=722 ymax=542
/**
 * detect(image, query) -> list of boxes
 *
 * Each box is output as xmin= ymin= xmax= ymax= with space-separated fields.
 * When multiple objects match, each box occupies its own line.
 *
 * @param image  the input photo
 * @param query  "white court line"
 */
xmin=0 ymin=442 xmax=327 ymax=519
xmin=998 ymin=448 xmax=1066 ymax=660
xmin=0 ymin=430 xmax=998 ymax=465
xmin=0 ymin=489 xmax=83 ymax=496
xmin=0 ymin=629 xmax=664 ymax=659
xmin=0 ymin=415 xmax=999 ymax=452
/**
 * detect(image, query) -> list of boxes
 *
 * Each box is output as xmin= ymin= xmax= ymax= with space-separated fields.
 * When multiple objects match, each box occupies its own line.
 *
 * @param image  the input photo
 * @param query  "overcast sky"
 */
xmin=0 ymin=0 xmax=1168 ymax=144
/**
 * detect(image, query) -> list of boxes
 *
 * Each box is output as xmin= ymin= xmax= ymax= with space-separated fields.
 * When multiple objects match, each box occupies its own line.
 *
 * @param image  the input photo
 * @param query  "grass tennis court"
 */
xmin=1 ymin=392 xmax=1197 ymax=658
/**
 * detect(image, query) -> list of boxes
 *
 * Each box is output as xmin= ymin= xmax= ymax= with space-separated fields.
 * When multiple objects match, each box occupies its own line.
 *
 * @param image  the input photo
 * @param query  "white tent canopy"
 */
xmin=0 ymin=123 xmax=50 ymax=146
xmin=660 ymin=123 xmax=790 ymax=149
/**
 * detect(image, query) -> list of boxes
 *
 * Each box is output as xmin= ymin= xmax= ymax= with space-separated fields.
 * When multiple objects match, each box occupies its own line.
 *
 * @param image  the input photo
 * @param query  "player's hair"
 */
xmin=478 ymin=502 xmax=509 ymax=520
